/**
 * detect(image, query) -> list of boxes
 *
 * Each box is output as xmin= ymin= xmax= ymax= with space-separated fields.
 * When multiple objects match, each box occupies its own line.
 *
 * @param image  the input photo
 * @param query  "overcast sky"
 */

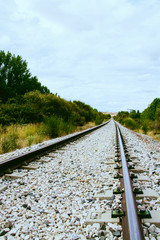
xmin=1 ymin=0 xmax=160 ymax=112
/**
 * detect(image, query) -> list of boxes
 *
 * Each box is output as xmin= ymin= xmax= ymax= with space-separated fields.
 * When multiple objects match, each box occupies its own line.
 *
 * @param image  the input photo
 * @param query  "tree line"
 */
xmin=0 ymin=51 xmax=109 ymax=127
xmin=0 ymin=50 xmax=50 ymax=103
xmin=114 ymin=98 xmax=160 ymax=134
xmin=0 ymin=90 xmax=109 ymax=126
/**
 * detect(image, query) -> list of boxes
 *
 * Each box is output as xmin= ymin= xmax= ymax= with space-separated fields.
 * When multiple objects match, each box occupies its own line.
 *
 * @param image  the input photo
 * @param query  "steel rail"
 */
xmin=116 ymin=125 xmax=143 ymax=240
xmin=0 ymin=120 xmax=110 ymax=175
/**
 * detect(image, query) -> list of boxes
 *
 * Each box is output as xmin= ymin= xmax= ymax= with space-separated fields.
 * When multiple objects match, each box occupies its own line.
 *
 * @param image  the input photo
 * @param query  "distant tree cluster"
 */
xmin=141 ymin=98 xmax=160 ymax=121
xmin=141 ymin=98 xmax=160 ymax=132
xmin=0 ymin=51 xmax=50 ymax=102
xmin=114 ymin=98 xmax=160 ymax=134
xmin=114 ymin=110 xmax=140 ymax=130
xmin=0 ymin=51 xmax=110 ymax=127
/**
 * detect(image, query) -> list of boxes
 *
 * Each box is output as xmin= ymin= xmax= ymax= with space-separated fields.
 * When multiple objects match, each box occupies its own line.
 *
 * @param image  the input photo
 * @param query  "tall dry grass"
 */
xmin=0 ymin=123 xmax=49 ymax=154
xmin=0 ymin=117 xmax=77 ymax=154
xmin=0 ymin=118 xmax=97 ymax=154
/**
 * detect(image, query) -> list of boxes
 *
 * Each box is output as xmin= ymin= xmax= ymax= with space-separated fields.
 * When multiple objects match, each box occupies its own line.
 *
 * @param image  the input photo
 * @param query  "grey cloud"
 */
xmin=1 ymin=0 xmax=160 ymax=112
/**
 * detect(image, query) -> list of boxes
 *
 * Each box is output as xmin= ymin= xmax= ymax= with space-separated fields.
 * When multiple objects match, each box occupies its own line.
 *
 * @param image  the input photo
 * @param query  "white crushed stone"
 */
xmin=118 ymin=123 xmax=160 ymax=238
xmin=0 ymin=119 xmax=160 ymax=239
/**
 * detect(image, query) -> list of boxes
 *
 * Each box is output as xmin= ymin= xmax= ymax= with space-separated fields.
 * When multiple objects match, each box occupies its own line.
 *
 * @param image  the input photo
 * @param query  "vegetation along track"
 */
xmin=0 ymin=119 xmax=160 ymax=239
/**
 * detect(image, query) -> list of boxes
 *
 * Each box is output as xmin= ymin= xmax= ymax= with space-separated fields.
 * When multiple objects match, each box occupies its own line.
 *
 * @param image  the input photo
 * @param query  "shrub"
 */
xmin=42 ymin=116 xmax=60 ymax=138
xmin=155 ymin=108 xmax=160 ymax=131
xmin=42 ymin=116 xmax=75 ymax=138
xmin=142 ymin=124 xmax=148 ymax=134
xmin=123 ymin=118 xmax=137 ymax=130
xmin=62 ymin=122 xmax=75 ymax=134
xmin=95 ymin=115 xmax=103 ymax=125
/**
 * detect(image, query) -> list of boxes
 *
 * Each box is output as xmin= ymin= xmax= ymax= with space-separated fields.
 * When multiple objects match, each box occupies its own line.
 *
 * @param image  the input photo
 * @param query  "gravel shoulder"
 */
xmin=0 ymin=120 xmax=160 ymax=239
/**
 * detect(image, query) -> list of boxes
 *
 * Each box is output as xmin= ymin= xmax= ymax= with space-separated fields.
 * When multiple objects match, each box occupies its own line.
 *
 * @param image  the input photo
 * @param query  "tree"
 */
xmin=0 ymin=50 xmax=50 ymax=102
xmin=130 ymin=110 xmax=140 ymax=119
xmin=141 ymin=98 xmax=160 ymax=121
xmin=155 ymin=107 xmax=160 ymax=130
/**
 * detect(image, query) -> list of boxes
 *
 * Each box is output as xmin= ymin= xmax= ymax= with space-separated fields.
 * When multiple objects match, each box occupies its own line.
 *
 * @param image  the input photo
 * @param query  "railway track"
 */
xmin=0 ymin=121 xmax=109 ymax=176
xmin=0 ymin=119 xmax=160 ymax=239
xmin=113 ymin=123 xmax=160 ymax=240
xmin=115 ymin=124 xmax=143 ymax=239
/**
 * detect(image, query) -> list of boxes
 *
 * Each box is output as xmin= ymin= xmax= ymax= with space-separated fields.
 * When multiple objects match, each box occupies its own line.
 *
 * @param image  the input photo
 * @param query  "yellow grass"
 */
xmin=0 ymin=123 xmax=50 ymax=154
xmin=146 ymin=131 xmax=160 ymax=141
xmin=135 ymin=129 xmax=160 ymax=142
xmin=0 ymin=122 xmax=96 ymax=154
xmin=76 ymin=122 xmax=96 ymax=131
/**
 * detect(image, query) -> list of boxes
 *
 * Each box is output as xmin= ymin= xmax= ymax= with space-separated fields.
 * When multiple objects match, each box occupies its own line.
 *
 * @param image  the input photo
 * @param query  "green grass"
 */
xmin=0 ymin=123 xmax=45 ymax=153
xmin=41 ymin=116 xmax=75 ymax=138
xmin=1 ymin=133 xmax=19 ymax=153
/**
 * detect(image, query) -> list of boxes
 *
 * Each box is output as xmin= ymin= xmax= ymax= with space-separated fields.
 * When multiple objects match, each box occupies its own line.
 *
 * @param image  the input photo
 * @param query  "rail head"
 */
xmin=116 ymin=124 xmax=143 ymax=240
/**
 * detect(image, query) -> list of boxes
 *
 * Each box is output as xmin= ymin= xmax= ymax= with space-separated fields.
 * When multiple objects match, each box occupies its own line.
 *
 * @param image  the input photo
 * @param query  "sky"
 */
xmin=1 ymin=0 xmax=160 ymax=112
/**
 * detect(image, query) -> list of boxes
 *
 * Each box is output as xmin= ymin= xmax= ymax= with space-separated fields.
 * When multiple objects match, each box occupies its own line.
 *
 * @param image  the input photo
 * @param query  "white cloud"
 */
xmin=1 ymin=0 xmax=160 ymax=112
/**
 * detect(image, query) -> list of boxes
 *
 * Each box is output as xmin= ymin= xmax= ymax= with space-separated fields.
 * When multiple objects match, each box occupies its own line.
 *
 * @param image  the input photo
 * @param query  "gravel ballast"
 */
xmin=0 ymin=120 xmax=160 ymax=240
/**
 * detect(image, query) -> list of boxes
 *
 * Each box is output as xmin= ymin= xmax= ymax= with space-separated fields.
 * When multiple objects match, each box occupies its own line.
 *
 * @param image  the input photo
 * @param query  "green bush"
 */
xmin=123 ymin=118 xmax=138 ymax=130
xmin=62 ymin=121 xmax=75 ymax=134
xmin=42 ymin=116 xmax=75 ymax=138
xmin=155 ymin=108 xmax=160 ymax=131
xmin=42 ymin=116 xmax=60 ymax=138
xmin=142 ymin=124 xmax=148 ymax=134
xmin=0 ymin=91 xmax=105 ymax=126
xmin=95 ymin=115 xmax=103 ymax=125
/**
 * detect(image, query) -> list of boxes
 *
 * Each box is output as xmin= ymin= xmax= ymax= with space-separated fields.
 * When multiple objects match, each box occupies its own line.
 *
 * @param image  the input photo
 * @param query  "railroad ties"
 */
xmin=86 ymin=122 xmax=160 ymax=239
xmin=0 ymin=119 xmax=160 ymax=239
xmin=0 ymin=121 xmax=109 ymax=177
